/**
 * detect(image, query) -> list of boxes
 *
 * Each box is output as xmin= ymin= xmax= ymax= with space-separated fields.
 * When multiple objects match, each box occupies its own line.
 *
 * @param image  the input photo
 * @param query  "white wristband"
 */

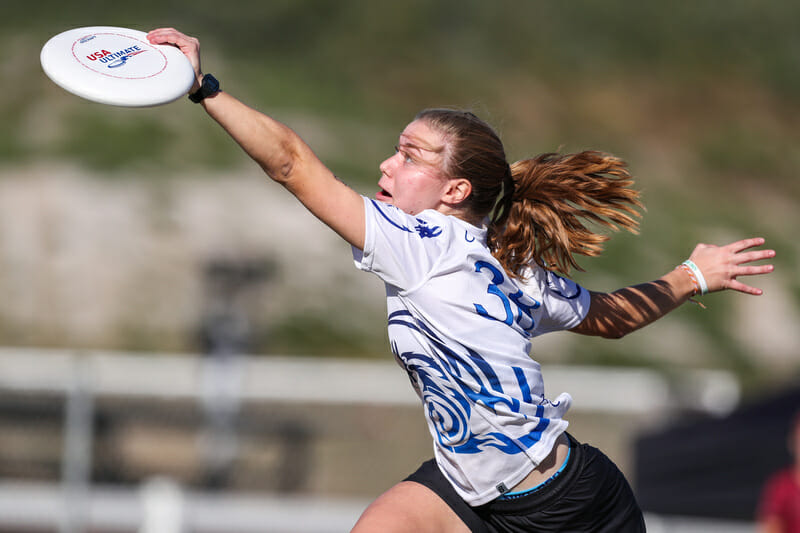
xmin=682 ymin=260 xmax=708 ymax=295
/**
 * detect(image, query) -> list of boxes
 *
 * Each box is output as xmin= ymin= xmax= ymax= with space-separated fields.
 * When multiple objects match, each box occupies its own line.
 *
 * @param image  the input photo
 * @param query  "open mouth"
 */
xmin=376 ymin=188 xmax=392 ymax=202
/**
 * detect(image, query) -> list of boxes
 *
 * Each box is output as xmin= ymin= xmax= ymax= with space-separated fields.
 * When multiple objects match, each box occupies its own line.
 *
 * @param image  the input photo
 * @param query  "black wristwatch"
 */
xmin=189 ymin=73 xmax=220 ymax=103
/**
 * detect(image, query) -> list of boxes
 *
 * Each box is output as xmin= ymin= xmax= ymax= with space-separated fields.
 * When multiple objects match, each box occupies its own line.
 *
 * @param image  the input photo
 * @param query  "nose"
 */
xmin=379 ymin=152 xmax=397 ymax=175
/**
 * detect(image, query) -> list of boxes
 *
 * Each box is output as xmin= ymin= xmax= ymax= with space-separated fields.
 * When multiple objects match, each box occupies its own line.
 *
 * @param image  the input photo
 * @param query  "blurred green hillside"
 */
xmin=7 ymin=1 xmax=800 ymax=180
xmin=1 ymin=1 xmax=799 ymax=390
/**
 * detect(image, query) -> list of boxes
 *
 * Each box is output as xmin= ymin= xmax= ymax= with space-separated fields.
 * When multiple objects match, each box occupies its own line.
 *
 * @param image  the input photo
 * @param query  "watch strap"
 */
xmin=189 ymin=73 xmax=220 ymax=103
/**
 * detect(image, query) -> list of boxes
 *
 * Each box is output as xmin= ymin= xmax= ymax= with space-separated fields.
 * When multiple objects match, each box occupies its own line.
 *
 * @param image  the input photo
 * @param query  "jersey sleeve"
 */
xmin=352 ymin=197 xmax=450 ymax=291
xmin=524 ymin=266 xmax=591 ymax=335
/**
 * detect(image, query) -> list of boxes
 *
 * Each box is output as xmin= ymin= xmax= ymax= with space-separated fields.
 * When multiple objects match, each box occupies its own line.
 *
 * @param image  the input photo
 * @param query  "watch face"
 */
xmin=205 ymin=74 xmax=219 ymax=92
xmin=190 ymin=74 xmax=219 ymax=102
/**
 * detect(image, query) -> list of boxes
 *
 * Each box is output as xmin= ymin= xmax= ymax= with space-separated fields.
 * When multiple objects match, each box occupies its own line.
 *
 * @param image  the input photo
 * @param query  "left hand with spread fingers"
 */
xmin=687 ymin=237 xmax=775 ymax=296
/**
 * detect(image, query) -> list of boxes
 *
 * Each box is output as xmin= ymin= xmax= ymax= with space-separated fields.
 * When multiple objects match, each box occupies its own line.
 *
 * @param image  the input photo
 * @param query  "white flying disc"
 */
xmin=41 ymin=26 xmax=195 ymax=107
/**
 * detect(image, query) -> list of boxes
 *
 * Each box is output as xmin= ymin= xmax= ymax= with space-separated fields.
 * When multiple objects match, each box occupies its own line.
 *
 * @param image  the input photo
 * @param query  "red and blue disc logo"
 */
xmin=72 ymin=32 xmax=168 ymax=79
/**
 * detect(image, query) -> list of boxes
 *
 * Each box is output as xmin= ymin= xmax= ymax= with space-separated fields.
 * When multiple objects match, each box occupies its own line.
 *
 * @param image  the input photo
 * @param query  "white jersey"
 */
xmin=353 ymin=197 xmax=591 ymax=506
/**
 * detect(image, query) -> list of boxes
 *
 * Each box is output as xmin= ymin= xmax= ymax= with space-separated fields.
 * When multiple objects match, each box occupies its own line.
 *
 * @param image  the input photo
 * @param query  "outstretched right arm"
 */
xmin=147 ymin=28 xmax=366 ymax=250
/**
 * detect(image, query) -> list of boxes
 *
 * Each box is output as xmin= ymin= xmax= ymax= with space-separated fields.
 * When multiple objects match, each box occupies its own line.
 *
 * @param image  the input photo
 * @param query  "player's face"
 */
xmin=376 ymin=120 xmax=451 ymax=215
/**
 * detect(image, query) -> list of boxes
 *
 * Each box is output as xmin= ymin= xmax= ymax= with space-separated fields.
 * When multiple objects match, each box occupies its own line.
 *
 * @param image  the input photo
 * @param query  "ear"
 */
xmin=442 ymin=178 xmax=472 ymax=206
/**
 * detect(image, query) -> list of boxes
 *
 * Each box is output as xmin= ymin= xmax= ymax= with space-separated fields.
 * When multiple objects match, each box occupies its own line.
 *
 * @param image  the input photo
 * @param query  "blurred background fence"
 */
xmin=0 ymin=348 xmax=764 ymax=532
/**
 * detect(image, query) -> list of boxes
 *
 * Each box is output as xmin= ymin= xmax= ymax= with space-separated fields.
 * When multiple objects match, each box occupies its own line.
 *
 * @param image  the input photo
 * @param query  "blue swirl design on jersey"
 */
xmin=369 ymin=199 xmax=442 ymax=239
xmin=546 ymin=271 xmax=582 ymax=300
xmin=370 ymin=200 xmax=413 ymax=233
xmin=388 ymin=310 xmax=550 ymax=455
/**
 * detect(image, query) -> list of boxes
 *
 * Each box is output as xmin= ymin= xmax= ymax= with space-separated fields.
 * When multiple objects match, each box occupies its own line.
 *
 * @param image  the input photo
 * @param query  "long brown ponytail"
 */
xmin=415 ymin=109 xmax=642 ymax=278
xmin=490 ymin=151 xmax=643 ymax=277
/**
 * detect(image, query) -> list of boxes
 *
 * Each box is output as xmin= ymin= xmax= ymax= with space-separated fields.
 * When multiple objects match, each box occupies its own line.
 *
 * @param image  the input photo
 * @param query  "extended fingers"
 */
xmin=725 ymin=237 xmax=767 ymax=254
xmin=726 ymin=279 xmax=764 ymax=296
xmin=727 ymin=254 xmax=774 ymax=295
xmin=734 ymin=248 xmax=776 ymax=266
xmin=735 ymin=263 xmax=775 ymax=276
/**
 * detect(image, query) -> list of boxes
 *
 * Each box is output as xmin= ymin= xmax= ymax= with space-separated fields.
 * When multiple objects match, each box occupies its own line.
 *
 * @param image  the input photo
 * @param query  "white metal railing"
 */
xmin=0 ymin=347 xmax=740 ymax=413
xmin=0 ymin=347 xmax=743 ymax=532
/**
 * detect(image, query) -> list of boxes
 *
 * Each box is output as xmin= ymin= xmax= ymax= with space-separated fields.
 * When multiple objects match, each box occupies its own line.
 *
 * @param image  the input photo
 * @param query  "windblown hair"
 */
xmin=498 ymin=151 xmax=643 ymax=276
xmin=417 ymin=109 xmax=643 ymax=278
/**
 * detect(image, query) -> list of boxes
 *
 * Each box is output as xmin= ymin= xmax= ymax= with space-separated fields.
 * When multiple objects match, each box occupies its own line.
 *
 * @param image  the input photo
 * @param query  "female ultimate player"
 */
xmin=148 ymin=28 xmax=776 ymax=532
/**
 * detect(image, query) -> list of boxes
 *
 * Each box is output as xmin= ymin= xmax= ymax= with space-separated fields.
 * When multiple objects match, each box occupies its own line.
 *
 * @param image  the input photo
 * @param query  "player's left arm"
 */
xmin=571 ymin=237 xmax=775 ymax=338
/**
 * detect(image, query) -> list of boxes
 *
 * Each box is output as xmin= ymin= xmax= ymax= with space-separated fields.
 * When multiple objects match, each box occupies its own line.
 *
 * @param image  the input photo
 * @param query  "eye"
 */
xmin=394 ymin=146 xmax=414 ymax=164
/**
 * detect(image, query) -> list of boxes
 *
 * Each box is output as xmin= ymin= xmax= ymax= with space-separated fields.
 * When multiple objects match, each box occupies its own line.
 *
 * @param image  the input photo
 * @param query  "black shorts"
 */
xmin=404 ymin=433 xmax=646 ymax=533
